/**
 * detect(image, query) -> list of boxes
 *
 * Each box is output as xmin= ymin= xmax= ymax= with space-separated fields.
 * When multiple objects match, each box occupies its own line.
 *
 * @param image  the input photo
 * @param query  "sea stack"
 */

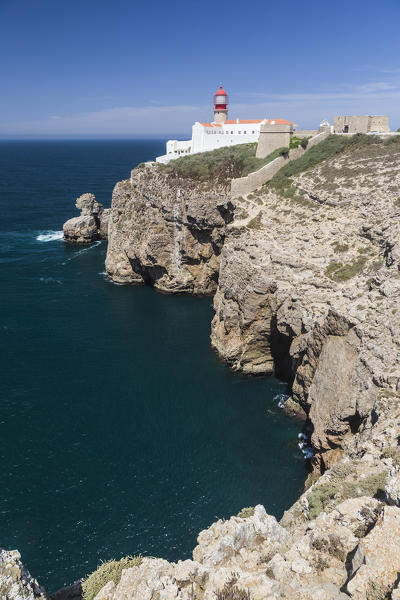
xmin=63 ymin=193 xmax=110 ymax=243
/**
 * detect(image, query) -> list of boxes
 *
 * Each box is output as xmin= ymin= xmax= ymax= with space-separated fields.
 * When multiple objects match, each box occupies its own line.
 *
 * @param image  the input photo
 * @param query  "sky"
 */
xmin=1 ymin=0 xmax=400 ymax=136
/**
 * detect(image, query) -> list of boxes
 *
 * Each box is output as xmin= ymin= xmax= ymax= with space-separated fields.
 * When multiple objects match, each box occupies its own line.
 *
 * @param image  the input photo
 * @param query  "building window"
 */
xmin=244 ymin=131 xmax=246 ymax=134
xmin=252 ymin=130 xmax=255 ymax=134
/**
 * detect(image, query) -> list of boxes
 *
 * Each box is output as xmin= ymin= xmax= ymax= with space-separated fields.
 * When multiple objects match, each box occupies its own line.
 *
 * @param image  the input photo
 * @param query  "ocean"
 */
xmin=0 ymin=140 xmax=306 ymax=592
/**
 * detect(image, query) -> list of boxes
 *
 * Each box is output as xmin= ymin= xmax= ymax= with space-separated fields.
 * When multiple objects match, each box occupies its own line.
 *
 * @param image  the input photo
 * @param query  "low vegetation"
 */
xmin=236 ymin=506 xmax=255 ymax=518
xmin=289 ymin=136 xmax=309 ymax=150
xmin=82 ymin=556 xmax=143 ymax=600
xmin=307 ymin=470 xmax=387 ymax=520
xmin=216 ymin=576 xmax=253 ymax=600
xmin=325 ymin=256 xmax=368 ymax=281
xmin=266 ymin=133 xmax=400 ymax=198
xmin=158 ymin=143 xmax=287 ymax=186
xmin=246 ymin=213 xmax=263 ymax=230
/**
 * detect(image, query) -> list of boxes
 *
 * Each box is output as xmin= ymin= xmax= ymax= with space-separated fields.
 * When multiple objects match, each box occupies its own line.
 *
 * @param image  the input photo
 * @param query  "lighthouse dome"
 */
xmin=215 ymin=85 xmax=228 ymax=96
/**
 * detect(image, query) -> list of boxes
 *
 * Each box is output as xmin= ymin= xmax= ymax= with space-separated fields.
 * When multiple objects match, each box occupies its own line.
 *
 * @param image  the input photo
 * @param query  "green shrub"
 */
xmin=278 ymin=147 xmax=290 ymax=157
xmin=237 ymin=506 xmax=255 ymax=518
xmin=325 ymin=257 xmax=367 ymax=281
xmin=307 ymin=470 xmax=387 ymax=520
xmin=158 ymin=143 xmax=287 ymax=186
xmin=289 ymin=136 xmax=302 ymax=149
xmin=300 ymin=137 xmax=309 ymax=149
xmin=82 ymin=556 xmax=143 ymax=600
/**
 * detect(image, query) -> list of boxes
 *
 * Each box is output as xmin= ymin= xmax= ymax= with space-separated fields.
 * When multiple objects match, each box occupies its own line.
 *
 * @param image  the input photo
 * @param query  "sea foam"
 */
xmin=36 ymin=231 xmax=64 ymax=242
xmin=273 ymin=393 xmax=289 ymax=409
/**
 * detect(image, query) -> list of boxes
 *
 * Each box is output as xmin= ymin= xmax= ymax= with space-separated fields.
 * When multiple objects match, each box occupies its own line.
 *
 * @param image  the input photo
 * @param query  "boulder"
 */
xmin=63 ymin=193 xmax=109 ymax=243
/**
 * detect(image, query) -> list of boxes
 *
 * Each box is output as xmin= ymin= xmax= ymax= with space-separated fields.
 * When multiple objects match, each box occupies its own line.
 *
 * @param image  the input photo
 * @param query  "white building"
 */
xmin=156 ymin=85 xmax=293 ymax=163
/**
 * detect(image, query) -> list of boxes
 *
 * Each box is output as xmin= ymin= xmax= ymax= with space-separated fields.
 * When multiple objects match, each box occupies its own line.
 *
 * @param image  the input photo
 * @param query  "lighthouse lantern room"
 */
xmin=213 ymin=84 xmax=229 ymax=123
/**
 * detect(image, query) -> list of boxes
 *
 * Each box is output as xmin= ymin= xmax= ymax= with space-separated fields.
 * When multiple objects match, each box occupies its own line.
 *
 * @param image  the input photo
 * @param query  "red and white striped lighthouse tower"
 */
xmin=213 ymin=84 xmax=229 ymax=123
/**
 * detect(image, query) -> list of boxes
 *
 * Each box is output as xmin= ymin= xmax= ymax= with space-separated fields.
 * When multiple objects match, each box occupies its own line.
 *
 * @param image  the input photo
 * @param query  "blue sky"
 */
xmin=1 ymin=0 xmax=400 ymax=136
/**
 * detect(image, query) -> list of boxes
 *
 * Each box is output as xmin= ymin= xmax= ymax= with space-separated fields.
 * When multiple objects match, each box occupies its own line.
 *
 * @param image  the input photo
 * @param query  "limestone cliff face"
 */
xmin=212 ymin=139 xmax=400 ymax=474
xmin=105 ymin=164 xmax=234 ymax=294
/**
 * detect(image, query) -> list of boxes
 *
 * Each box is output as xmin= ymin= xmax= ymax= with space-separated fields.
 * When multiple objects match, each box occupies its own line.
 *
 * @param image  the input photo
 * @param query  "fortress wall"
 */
xmin=230 ymin=132 xmax=329 ymax=197
xmin=256 ymin=123 xmax=292 ymax=159
xmin=294 ymin=129 xmax=318 ymax=138
xmin=334 ymin=115 xmax=390 ymax=133
xmin=370 ymin=116 xmax=390 ymax=132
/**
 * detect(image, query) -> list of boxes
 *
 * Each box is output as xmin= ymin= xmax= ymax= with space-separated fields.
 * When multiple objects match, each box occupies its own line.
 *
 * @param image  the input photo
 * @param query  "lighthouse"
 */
xmin=213 ymin=84 xmax=228 ymax=123
xmin=156 ymin=84 xmax=294 ymax=163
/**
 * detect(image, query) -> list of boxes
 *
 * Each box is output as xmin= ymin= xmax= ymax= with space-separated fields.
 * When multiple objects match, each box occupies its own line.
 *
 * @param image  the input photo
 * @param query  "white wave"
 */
xmin=273 ymin=393 xmax=289 ymax=409
xmin=36 ymin=231 xmax=63 ymax=242
xmin=61 ymin=240 xmax=101 ymax=264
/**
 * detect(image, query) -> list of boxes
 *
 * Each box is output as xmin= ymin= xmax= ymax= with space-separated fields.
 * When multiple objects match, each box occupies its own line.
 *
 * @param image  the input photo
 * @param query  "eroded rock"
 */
xmin=0 ymin=549 xmax=46 ymax=600
xmin=105 ymin=164 xmax=234 ymax=293
xmin=63 ymin=193 xmax=110 ymax=243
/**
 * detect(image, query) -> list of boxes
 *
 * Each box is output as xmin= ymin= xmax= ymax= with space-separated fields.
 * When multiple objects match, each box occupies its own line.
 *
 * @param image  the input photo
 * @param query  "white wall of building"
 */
xmin=156 ymin=120 xmax=267 ymax=163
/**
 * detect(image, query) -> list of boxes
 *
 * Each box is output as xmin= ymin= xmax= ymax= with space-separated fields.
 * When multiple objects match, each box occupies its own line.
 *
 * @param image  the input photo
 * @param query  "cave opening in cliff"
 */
xmin=270 ymin=315 xmax=294 ymax=387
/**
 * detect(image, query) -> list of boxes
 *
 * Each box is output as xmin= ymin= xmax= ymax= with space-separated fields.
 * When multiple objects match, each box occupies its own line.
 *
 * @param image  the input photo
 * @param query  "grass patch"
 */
xmin=267 ymin=133 xmax=400 ymax=197
xmin=158 ymin=143 xmax=287 ymax=186
xmin=332 ymin=242 xmax=349 ymax=253
xmin=82 ymin=556 xmax=143 ymax=600
xmin=246 ymin=212 xmax=263 ymax=230
xmin=325 ymin=257 xmax=367 ymax=281
xmin=237 ymin=506 xmax=255 ymax=518
xmin=307 ymin=470 xmax=387 ymax=520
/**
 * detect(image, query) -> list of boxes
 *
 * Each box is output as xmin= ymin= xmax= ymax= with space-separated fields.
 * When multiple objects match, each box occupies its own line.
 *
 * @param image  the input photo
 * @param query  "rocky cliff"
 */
xmin=212 ymin=136 xmax=400 ymax=476
xmin=7 ymin=136 xmax=400 ymax=599
xmin=105 ymin=163 xmax=234 ymax=294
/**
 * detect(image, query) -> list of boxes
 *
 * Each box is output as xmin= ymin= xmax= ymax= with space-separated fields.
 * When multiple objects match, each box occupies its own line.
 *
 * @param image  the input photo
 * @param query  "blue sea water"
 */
xmin=0 ymin=140 xmax=305 ymax=592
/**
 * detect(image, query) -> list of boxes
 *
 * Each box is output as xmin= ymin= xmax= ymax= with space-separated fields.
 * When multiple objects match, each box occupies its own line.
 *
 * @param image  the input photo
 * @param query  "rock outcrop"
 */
xmin=105 ymin=164 xmax=234 ymax=294
xmin=0 ymin=549 xmax=46 ymax=600
xmin=63 ymin=194 xmax=110 ymax=243
xmin=80 ymin=497 xmax=400 ymax=599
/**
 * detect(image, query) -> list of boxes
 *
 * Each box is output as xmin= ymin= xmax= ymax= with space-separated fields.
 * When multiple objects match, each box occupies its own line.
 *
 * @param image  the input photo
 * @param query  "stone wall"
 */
xmin=256 ymin=123 xmax=293 ymax=158
xmin=334 ymin=115 xmax=390 ymax=133
xmin=230 ymin=132 xmax=329 ymax=197
xmin=294 ymin=129 xmax=318 ymax=138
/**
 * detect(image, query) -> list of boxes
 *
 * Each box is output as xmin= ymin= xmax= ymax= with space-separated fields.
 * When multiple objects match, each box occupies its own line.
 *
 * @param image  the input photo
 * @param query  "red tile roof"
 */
xmin=224 ymin=119 xmax=264 ymax=124
xmin=199 ymin=118 xmax=294 ymax=128
xmin=265 ymin=119 xmax=294 ymax=125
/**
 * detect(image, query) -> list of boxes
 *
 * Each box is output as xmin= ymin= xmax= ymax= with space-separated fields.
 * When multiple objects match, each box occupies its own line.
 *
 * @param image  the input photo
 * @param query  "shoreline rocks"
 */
xmin=63 ymin=193 xmax=110 ymax=244
xmin=0 ymin=549 xmax=46 ymax=600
